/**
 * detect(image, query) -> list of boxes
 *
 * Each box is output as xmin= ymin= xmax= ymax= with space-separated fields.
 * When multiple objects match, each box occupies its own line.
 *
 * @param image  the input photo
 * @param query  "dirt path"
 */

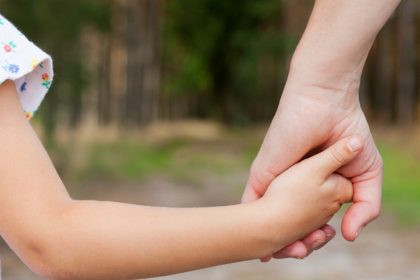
xmin=1 ymin=175 xmax=419 ymax=279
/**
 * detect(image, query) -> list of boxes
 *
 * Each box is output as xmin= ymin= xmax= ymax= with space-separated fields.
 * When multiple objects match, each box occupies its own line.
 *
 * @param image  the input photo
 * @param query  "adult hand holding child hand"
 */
xmin=259 ymin=137 xmax=363 ymax=260
xmin=244 ymin=79 xmax=383 ymax=261
xmin=241 ymin=0 xmax=401 ymax=261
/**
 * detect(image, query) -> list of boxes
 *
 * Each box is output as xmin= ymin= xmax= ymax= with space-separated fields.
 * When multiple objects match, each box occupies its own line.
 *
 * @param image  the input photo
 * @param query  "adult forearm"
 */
xmin=40 ymin=200 xmax=271 ymax=280
xmin=290 ymin=0 xmax=401 ymax=89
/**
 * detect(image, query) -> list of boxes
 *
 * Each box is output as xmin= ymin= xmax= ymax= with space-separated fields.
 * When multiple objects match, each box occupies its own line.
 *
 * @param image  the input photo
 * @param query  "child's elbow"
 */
xmin=26 ymin=255 xmax=69 ymax=280
xmin=17 ymin=235 xmax=76 ymax=280
xmin=11 ymin=205 xmax=79 ymax=279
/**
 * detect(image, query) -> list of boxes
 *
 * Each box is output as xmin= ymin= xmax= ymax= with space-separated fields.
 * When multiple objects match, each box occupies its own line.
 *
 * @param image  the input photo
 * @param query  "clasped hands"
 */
xmin=242 ymin=73 xmax=383 ymax=261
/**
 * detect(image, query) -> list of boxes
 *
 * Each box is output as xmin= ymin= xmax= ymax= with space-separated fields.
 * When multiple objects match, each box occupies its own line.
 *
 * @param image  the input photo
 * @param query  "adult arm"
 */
xmin=243 ymin=0 xmax=401 ymax=258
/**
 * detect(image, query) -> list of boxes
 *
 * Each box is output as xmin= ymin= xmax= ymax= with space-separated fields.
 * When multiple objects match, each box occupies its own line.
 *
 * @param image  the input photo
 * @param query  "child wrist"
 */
xmin=250 ymin=199 xmax=290 ymax=255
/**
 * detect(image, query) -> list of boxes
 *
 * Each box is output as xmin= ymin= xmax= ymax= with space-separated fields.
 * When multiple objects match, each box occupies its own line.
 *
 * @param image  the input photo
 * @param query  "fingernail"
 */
xmin=311 ymin=240 xmax=324 ymax=250
xmin=326 ymin=233 xmax=335 ymax=239
xmin=347 ymin=137 xmax=362 ymax=152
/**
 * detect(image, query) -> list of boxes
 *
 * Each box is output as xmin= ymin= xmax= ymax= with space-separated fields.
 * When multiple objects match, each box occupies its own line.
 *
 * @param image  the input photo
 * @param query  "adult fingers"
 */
xmin=272 ymin=225 xmax=336 ymax=259
xmin=242 ymin=117 xmax=314 ymax=203
xmin=242 ymin=142 xmax=310 ymax=203
xmin=297 ymin=225 xmax=335 ymax=253
xmin=341 ymin=174 xmax=382 ymax=241
xmin=272 ymin=240 xmax=309 ymax=259
xmin=311 ymin=224 xmax=336 ymax=250
xmin=260 ymin=256 xmax=272 ymax=262
xmin=241 ymin=185 xmax=262 ymax=203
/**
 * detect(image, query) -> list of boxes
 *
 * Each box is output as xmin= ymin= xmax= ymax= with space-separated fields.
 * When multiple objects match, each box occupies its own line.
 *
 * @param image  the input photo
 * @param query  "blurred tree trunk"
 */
xmin=373 ymin=24 xmax=395 ymax=122
xmin=396 ymin=0 xmax=416 ymax=124
xmin=125 ymin=0 xmax=163 ymax=126
xmin=99 ymin=0 xmax=127 ymax=126
xmin=210 ymin=47 xmax=230 ymax=122
xmin=80 ymin=27 xmax=102 ymax=126
xmin=417 ymin=1 xmax=420 ymax=123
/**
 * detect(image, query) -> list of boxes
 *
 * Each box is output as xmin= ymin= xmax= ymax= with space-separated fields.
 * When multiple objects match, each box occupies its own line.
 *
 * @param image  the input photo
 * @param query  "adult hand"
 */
xmin=243 ymin=77 xmax=382 ymax=259
xmin=241 ymin=0 xmax=399 ymax=260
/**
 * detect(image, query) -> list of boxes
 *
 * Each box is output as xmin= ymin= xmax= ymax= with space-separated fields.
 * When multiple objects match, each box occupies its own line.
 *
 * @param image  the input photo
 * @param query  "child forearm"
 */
xmin=0 ymin=81 xmax=278 ymax=279
xmin=43 ymin=200 xmax=272 ymax=280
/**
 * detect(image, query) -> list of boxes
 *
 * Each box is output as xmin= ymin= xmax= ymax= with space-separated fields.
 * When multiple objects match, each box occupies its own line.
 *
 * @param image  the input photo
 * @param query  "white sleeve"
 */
xmin=0 ymin=14 xmax=54 ymax=120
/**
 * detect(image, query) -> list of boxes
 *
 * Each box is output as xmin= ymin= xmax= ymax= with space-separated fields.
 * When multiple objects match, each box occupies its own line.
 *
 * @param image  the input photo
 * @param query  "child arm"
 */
xmin=0 ymin=80 xmax=360 ymax=280
xmin=0 ymin=81 xmax=274 ymax=279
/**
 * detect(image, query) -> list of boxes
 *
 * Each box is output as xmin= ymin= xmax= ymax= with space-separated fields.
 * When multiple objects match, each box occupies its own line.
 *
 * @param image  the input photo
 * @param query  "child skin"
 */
xmin=0 ymin=80 xmax=361 ymax=280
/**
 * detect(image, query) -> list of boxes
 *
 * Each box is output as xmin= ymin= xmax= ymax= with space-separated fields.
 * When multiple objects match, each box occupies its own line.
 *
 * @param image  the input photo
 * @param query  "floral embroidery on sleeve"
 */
xmin=0 ymin=13 xmax=54 ymax=120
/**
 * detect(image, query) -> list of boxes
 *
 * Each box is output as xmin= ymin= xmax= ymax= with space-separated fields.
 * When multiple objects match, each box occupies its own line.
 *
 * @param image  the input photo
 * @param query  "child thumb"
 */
xmin=310 ymin=137 xmax=363 ymax=178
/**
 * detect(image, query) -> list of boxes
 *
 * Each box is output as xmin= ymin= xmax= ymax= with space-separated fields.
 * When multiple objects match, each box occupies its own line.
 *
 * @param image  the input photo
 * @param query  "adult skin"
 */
xmin=242 ymin=0 xmax=402 ymax=259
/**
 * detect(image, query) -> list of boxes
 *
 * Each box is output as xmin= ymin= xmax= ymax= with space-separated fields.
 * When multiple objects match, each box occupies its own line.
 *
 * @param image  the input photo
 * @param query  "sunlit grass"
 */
xmin=62 ymin=131 xmax=420 ymax=226
xmin=75 ymin=138 xmax=252 ymax=187
xmin=379 ymin=143 xmax=420 ymax=225
xmin=77 ymin=140 xmax=184 ymax=182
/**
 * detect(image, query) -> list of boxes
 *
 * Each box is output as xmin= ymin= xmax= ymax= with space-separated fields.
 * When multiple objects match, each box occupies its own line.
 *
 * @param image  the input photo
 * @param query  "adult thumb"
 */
xmin=309 ymin=137 xmax=363 ymax=178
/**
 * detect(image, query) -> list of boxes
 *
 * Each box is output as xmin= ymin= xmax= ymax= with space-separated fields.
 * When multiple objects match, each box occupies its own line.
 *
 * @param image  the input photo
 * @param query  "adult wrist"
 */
xmin=288 ymin=50 xmax=364 ymax=95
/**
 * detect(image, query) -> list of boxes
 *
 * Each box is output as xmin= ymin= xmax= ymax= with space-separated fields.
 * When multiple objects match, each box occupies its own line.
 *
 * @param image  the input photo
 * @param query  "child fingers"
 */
xmin=308 ymin=137 xmax=363 ymax=178
xmin=324 ymin=173 xmax=354 ymax=204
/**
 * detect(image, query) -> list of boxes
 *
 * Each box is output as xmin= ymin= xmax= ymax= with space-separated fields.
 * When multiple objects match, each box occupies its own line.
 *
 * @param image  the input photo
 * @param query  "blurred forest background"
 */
xmin=1 ymin=0 xmax=419 ymax=135
xmin=0 ymin=0 xmax=420 ymax=279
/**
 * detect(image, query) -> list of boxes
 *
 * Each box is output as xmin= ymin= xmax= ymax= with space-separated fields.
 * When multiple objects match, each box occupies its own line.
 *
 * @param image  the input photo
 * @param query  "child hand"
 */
xmin=260 ymin=137 xmax=363 ymax=259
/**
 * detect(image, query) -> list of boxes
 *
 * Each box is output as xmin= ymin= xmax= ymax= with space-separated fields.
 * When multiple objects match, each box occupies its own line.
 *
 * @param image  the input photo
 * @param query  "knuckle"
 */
xmin=329 ymin=146 xmax=347 ymax=165
xmin=324 ymin=174 xmax=353 ymax=203
xmin=324 ymin=174 xmax=340 ymax=191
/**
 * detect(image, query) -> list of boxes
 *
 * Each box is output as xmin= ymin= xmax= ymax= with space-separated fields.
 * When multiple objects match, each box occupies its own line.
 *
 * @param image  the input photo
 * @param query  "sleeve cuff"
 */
xmin=0 ymin=41 xmax=53 ymax=120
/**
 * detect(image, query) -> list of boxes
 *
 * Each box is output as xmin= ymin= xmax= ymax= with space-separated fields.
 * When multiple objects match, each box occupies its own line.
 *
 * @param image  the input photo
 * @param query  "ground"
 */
xmin=1 ymin=122 xmax=419 ymax=279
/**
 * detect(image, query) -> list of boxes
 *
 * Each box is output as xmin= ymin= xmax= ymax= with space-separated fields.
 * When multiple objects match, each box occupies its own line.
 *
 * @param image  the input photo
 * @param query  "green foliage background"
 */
xmin=164 ymin=0 xmax=291 ymax=123
xmin=1 ymin=0 xmax=110 ymax=141
xmin=2 ymin=0 xmax=295 ymax=129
